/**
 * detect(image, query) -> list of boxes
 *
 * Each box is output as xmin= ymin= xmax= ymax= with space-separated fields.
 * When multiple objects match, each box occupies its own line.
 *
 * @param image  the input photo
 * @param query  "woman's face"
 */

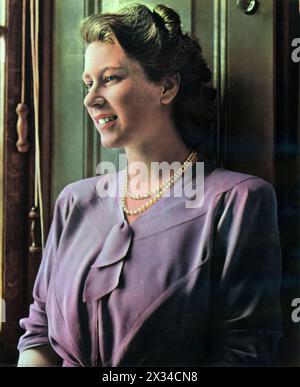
xmin=83 ymin=40 xmax=164 ymax=149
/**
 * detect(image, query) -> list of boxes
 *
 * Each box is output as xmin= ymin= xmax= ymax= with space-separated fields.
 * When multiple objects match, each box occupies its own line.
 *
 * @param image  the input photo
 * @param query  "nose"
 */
xmin=84 ymin=91 xmax=106 ymax=110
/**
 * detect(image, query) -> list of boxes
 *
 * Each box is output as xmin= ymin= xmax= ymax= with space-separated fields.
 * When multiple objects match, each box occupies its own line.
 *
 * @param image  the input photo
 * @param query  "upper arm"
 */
xmin=18 ymin=186 xmax=74 ymax=354
xmin=208 ymin=179 xmax=282 ymax=365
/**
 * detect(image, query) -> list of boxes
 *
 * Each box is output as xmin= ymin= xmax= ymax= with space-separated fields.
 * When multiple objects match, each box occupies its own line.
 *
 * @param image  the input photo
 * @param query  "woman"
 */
xmin=17 ymin=3 xmax=282 ymax=366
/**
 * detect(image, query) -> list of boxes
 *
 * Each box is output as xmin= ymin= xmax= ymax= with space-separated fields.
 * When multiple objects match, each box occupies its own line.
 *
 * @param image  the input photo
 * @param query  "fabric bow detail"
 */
xmin=83 ymin=221 xmax=132 ymax=302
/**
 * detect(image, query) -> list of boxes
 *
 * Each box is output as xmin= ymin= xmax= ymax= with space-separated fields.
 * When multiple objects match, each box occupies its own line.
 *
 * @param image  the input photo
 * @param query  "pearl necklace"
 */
xmin=125 ymin=150 xmax=197 ymax=200
xmin=121 ymin=150 xmax=197 ymax=216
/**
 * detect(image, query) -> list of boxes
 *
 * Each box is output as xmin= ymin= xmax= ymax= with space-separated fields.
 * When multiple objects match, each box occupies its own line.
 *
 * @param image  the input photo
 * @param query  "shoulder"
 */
xmin=205 ymin=166 xmax=276 ymax=201
xmin=198 ymin=164 xmax=278 ymax=216
xmin=53 ymin=172 xmax=123 ymax=226
xmin=57 ymin=172 xmax=122 ymax=205
xmin=50 ymin=173 xmax=122 ymax=230
xmin=63 ymin=175 xmax=107 ymax=196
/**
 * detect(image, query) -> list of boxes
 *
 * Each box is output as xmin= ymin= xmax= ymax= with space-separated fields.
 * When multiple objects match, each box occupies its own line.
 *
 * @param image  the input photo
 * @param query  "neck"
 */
xmin=124 ymin=126 xmax=195 ymax=190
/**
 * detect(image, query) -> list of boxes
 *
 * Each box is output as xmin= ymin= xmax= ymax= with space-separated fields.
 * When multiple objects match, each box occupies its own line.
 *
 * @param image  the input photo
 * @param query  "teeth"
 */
xmin=98 ymin=115 xmax=117 ymax=125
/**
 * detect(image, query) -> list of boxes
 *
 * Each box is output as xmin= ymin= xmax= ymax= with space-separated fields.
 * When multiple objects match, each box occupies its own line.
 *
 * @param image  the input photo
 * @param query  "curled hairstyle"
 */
xmin=80 ymin=3 xmax=216 ymax=151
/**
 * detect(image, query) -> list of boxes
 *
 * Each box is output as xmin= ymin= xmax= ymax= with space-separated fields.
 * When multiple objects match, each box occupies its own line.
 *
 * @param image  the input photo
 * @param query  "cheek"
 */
xmin=117 ymin=85 xmax=159 ymax=118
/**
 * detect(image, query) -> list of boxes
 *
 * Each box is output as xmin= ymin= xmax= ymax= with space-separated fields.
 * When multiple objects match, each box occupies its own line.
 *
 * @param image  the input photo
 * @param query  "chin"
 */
xmin=100 ymin=136 xmax=125 ymax=149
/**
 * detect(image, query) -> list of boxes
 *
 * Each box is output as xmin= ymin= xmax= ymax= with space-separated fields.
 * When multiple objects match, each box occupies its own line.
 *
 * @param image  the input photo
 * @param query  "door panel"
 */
xmin=226 ymin=0 xmax=275 ymax=181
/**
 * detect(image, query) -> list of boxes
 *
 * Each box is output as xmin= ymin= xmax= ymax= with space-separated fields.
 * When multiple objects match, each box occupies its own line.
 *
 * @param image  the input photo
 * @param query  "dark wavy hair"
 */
xmin=80 ymin=3 xmax=216 ymax=153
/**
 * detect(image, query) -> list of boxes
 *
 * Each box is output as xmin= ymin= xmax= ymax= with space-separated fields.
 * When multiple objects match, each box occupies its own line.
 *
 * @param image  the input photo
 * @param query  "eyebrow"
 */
xmin=82 ymin=66 xmax=127 ymax=81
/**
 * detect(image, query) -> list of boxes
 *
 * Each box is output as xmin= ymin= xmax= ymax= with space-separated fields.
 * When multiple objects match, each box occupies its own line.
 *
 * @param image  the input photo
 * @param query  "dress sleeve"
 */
xmin=17 ymin=186 xmax=74 ymax=353
xmin=207 ymin=178 xmax=282 ymax=366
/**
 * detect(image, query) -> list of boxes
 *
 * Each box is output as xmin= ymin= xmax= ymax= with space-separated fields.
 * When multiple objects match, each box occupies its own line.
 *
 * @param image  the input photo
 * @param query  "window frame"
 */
xmin=0 ymin=0 xmax=53 ymax=364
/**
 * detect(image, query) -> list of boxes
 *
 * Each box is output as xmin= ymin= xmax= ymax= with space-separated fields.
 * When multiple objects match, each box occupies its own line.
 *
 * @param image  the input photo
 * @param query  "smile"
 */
xmin=98 ymin=115 xmax=117 ymax=125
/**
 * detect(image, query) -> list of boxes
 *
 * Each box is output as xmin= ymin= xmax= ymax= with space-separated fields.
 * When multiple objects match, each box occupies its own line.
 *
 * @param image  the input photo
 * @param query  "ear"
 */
xmin=160 ymin=73 xmax=180 ymax=105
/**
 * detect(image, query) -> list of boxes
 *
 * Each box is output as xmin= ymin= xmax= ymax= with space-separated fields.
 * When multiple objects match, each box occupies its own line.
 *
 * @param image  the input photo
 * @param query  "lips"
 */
xmin=98 ymin=115 xmax=118 ymax=125
xmin=93 ymin=113 xmax=117 ymax=122
xmin=93 ymin=114 xmax=118 ymax=132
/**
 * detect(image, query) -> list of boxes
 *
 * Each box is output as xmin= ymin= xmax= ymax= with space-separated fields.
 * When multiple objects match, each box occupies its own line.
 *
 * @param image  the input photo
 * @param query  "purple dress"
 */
xmin=18 ymin=159 xmax=282 ymax=366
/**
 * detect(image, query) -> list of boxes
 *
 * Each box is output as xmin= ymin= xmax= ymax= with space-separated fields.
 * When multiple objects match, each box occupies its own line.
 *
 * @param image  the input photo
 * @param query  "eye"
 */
xmin=103 ymin=75 xmax=119 ymax=84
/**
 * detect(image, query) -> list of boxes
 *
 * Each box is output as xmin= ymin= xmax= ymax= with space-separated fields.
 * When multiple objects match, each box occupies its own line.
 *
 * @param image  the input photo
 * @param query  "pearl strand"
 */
xmin=126 ymin=150 xmax=196 ymax=200
xmin=121 ymin=151 xmax=197 ymax=216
